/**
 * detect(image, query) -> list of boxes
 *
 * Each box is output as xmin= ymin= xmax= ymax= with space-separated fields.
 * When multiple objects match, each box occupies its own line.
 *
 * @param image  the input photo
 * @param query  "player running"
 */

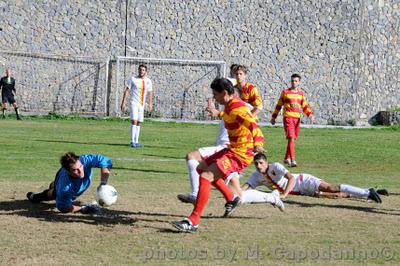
xmin=0 ymin=69 xmax=21 ymax=120
xmin=27 ymin=152 xmax=113 ymax=214
xmin=177 ymin=64 xmax=240 ymax=204
xmin=171 ymin=77 xmax=267 ymax=233
xmin=242 ymin=153 xmax=386 ymax=203
xmin=120 ymin=64 xmax=153 ymax=147
xmin=270 ymin=74 xmax=315 ymax=167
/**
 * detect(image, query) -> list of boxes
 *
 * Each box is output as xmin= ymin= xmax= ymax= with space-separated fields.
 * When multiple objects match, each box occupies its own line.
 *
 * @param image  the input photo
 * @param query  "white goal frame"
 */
xmin=115 ymin=56 xmax=226 ymax=117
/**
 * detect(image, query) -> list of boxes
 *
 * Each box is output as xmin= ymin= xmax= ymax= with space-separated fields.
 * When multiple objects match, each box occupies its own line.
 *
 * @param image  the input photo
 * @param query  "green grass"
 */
xmin=0 ymin=117 xmax=399 ymax=265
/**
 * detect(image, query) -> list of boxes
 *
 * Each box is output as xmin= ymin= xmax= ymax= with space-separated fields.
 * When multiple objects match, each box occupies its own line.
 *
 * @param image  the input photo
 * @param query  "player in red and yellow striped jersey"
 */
xmin=271 ymin=74 xmax=315 ymax=167
xmin=235 ymin=65 xmax=263 ymax=117
xmin=171 ymin=78 xmax=264 ymax=233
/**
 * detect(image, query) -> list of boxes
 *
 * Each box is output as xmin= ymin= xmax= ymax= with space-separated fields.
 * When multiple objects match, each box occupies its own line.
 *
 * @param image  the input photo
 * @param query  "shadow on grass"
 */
xmin=0 ymin=199 xmax=137 ymax=227
xmin=283 ymin=199 xmax=400 ymax=216
xmin=0 ymin=200 xmax=258 ymax=233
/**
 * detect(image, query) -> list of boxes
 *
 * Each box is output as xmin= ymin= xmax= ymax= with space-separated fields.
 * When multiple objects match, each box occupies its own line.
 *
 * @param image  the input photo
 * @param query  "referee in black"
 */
xmin=1 ymin=69 xmax=21 ymax=120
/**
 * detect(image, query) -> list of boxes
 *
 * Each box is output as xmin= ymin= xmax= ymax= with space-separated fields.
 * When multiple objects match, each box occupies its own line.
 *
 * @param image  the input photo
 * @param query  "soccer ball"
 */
xmin=96 ymin=185 xmax=118 ymax=206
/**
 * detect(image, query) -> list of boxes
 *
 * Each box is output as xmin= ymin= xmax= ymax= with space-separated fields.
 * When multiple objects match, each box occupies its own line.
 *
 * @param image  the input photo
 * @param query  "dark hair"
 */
xmin=254 ymin=152 xmax=267 ymax=161
xmin=210 ymin=78 xmax=235 ymax=95
xmin=138 ymin=64 xmax=147 ymax=71
xmin=60 ymin=152 xmax=80 ymax=170
xmin=236 ymin=65 xmax=248 ymax=74
xmin=291 ymin=73 xmax=301 ymax=80
xmin=230 ymin=64 xmax=239 ymax=72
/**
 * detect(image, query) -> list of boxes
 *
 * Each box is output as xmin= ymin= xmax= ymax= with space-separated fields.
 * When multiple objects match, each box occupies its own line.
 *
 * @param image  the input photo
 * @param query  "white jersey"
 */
xmin=245 ymin=163 xmax=321 ymax=196
xmin=215 ymin=120 xmax=230 ymax=146
xmin=127 ymin=76 xmax=153 ymax=107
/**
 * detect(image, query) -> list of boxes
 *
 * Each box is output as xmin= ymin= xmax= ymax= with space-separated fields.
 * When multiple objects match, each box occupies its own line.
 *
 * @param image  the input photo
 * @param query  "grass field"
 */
xmin=0 ymin=117 xmax=399 ymax=265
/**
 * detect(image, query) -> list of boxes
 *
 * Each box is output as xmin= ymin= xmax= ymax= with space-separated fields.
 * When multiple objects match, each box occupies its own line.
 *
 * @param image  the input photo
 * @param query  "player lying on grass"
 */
xmin=27 ymin=152 xmax=112 ymax=214
xmin=171 ymin=78 xmax=269 ymax=233
xmin=242 ymin=153 xmax=387 ymax=203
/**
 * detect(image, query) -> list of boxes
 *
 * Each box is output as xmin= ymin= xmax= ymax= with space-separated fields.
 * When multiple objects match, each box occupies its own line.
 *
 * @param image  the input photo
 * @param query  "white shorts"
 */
xmin=295 ymin=174 xmax=321 ymax=196
xmin=130 ymin=103 xmax=144 ymax=122
xmin=198 ymin=145 xmax=226 ymax=159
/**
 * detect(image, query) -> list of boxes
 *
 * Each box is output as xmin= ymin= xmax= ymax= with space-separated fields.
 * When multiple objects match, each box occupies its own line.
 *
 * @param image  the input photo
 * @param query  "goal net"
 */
xmin=113 ymin=56 xmax=226 ymax=120
xmin=0 ymin=51 xmax=108 ymax=115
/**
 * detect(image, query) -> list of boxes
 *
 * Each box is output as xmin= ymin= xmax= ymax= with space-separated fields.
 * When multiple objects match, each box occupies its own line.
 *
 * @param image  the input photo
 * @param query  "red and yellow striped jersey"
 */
xmin=237 ymin=82 xmax=262 ymax=108
xmin=222 ymin=97 xmax=264 ymax=165
xmin=271 ymin=88 xmax=313 ymax=119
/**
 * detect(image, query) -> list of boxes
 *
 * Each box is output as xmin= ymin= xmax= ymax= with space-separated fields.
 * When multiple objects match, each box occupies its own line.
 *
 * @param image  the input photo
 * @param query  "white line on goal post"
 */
xmin=114 ymin=56 xmax=226 ymax=116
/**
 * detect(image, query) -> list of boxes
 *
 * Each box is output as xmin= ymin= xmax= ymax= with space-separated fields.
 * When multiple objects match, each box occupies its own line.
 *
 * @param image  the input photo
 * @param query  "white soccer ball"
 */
xmin=96 ymin=185 xmax=118 ymax=206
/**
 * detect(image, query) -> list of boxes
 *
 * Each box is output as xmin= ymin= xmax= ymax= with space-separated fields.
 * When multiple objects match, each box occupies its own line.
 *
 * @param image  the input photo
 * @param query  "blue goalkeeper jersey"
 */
xmin=55 ymin=154 xmax=112 ymax=211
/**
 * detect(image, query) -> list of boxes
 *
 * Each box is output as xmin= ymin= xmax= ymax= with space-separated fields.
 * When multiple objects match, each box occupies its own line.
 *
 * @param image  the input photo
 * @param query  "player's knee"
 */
xmin=327 ymin=185 xmax=340 ymax=193
xmin=187 ymin=151 xmax=200 ymax=161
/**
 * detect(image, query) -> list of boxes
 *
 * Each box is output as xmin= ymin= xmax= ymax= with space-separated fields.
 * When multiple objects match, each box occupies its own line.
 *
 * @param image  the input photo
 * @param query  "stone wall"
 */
xmin=0 ymin=0 xmax=398 ymax=124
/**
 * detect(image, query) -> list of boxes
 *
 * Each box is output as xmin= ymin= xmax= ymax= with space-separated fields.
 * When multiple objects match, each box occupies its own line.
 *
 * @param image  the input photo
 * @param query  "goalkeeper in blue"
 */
xmin=27 ymin=152 xmax=112 ymax=214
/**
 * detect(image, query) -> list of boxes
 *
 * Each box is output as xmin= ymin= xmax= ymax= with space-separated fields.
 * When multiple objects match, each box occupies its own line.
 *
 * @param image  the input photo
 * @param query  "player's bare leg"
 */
xmin=1 ymin=102 xmax=7 ymax=118
xmin=12 ymin=102 xmax=21 ymax=120
xmin=318 ymin=180 xmax=381 ymax=203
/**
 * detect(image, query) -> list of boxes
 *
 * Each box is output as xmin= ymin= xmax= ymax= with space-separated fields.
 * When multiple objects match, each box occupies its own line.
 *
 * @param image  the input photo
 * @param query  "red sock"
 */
xmin=289 ymin=140 xmax=295 ymax=161
xmin=188 ymin=177 xmax=211 ymax=226
xmin=212 ymin=178 xmax=234 ymax=202
xmin=285 ymin=142 xmax=291 ymax=160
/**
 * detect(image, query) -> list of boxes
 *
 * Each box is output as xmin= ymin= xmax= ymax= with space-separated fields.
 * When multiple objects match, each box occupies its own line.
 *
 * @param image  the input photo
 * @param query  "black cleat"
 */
xmin=368 ymin=188 xmax=382 ymax=203
xmin=26 ymin=192 xmax=39 ymax=203
xmin=376 ymin=188 xmax=389 ymax=196
xmin=171 ymin=219 xmax=198 ymax=233
xmin=223 ymin=196 xmax=241 ymax=217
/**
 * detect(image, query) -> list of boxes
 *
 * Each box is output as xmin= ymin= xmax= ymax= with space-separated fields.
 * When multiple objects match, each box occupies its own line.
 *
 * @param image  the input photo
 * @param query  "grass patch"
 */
xmin=0 ymin=119 xmax=399 ymax=265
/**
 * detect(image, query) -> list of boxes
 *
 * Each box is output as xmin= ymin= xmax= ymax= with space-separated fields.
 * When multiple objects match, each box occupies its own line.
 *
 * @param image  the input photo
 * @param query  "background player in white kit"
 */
xmin=120 ymin=64 xmax=153 ymax=147
xmin=242 ymin=153 xmax=386 ymax=203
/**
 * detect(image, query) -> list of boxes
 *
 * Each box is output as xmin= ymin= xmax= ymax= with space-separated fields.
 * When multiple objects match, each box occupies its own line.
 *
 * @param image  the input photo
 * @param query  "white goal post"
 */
xmin=114 ymin=56 xmax=226 ymax=119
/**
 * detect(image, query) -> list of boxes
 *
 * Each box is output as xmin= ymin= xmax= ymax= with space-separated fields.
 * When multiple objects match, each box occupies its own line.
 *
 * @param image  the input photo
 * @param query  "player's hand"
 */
xmin=80 ymin=203 xmax=102 ymax=214
xmin=207 ymin=98 xmax=215 ymax=110
xmin=254 ymin=146 xmax=264 ymax=154
xmin=270 ymin=118 xmax=276 ymax=125
xmin=206 ymin=107 xmax=220 ymax=117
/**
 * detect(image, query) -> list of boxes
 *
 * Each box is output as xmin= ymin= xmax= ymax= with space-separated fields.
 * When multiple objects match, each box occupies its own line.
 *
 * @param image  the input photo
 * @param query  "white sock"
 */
xmin=130 ymin=125 xmax=137 ymax=143
xmin=135 ymin=126 xmax=141 ymax=143
xmin=340 ymin=184 xmax=369 ymax=198
xmin=241 ymin=189 xmax=275 ymax=204
xmin=187 ymin=159 xmax=200 ymax=197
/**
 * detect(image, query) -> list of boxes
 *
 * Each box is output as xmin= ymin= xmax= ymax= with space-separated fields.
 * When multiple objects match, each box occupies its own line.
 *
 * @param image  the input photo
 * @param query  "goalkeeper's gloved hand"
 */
xmin=80 ymin=203 xmax=102 ymax=214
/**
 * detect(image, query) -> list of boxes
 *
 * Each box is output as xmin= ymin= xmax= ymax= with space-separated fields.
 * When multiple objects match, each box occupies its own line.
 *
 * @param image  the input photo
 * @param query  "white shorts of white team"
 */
xmin=198 ymin=145 xmax=240 ymax=184
xmin=293 ymin=174 xmax=322 ymax=196
xmin=130 ymin=103 xmax=144 ymax=122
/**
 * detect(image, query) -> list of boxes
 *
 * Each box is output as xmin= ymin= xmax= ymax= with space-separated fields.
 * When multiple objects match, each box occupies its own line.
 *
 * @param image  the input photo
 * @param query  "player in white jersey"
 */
xmin=120 ymin=64 xmax=153 ymax=147
xmin=242 ymin=153 xmax=386 ymax=203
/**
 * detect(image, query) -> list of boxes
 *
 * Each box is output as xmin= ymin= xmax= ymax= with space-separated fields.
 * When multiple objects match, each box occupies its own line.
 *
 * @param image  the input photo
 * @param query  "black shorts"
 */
xmin=2 ymin=93 xmax=15 ymax=104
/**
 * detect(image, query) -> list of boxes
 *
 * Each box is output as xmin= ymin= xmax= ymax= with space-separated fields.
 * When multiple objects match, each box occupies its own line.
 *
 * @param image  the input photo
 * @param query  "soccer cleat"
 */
xmin=290 ymin=160 xmax=297 ymax=167
xmin=26 ymin=192 xmax=39 ymax=203
xmin=135 ymin=143 xmax=144 ymax=147
xmin=271 ymin=190 xmax=285 ymax=212
xmin=283 ymin=159 xmax=291 ymax=165
xmin=368 ymin=188 xmax=382 ymax=203
xmin=223 ymin=196 xmax=241 ymax=217
xmin=376 ymin=188 xmax=389 ymax=196
xmin=177 ymin=194 xmax=196 ymax=204
xmin=171 ymin=218 xmax=198 ymax=233
xmin=130 ymin=142 xmax=137 ymax=147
